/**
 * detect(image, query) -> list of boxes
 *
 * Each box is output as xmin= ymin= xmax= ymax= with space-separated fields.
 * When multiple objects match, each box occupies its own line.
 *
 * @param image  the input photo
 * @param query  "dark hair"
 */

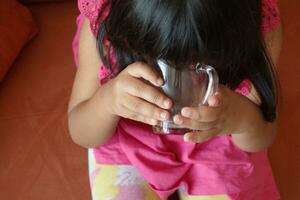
xmin=96 ymin=0 xmax=278 ymax=122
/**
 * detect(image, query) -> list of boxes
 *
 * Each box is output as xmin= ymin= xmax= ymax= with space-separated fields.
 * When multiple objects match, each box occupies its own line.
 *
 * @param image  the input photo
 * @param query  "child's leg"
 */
xmin=88 ymin=149 xmax=163 ymax=200
xmin=178 ymin=186 xmax=230 ymax=200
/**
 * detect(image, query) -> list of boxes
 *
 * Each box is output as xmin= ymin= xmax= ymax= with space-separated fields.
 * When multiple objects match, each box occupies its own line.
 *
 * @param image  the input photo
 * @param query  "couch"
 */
xmin=0 ymin=0 xmax=299 ymax=199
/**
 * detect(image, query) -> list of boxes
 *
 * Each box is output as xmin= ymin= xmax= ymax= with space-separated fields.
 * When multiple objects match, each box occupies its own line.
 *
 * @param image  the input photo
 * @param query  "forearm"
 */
xmin=231 ymin=94 xmax=277 ymax=152
xmin=68 ymin=83 xmax=120 ymax=148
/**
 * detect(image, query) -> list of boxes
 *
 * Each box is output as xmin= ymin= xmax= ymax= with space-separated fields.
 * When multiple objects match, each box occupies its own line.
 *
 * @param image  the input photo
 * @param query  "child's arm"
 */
xmin=230 ymin=24 xmax=283 ymax=152
xmin=246 ymin=24 xmax=283 ymax=105
xmin=173 ymin=24 xmax=283 ymax=152
xmin=68 ymin=18 xmax=172 ymax=148
xmin=68 ymin=18 xmax=120 ymax=148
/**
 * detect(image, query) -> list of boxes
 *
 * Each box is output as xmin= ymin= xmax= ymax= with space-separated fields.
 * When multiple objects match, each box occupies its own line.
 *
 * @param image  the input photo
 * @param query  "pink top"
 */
xmin=72 ymin=0 xmax=281 ymax=199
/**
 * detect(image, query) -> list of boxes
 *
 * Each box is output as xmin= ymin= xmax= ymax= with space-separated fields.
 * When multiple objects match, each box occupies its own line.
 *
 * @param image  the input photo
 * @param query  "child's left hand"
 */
xmin=173 ymin=84 xmax=245 ymax=143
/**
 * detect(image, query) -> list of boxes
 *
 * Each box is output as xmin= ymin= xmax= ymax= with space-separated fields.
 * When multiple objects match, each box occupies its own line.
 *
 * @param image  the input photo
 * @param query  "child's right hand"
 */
xmin=106 ymin=62 xmax=173 ymax=126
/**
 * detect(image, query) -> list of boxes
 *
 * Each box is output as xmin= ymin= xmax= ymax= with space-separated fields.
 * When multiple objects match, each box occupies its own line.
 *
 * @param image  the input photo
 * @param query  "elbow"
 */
xmin=68 ymin=125 xmax=104 ymax=149
xmin=68 ymin=131 xmax=96 ymax=149
xmin=67 ymin=112 xmax=103 ymax=149
xmin=232 ymin=124 xmax=278 ymax=153
xmin=233 ymin=141 xmax=272 ymax=153
xmin=67 ymin=104 xmax=118 ymax=149
xmin=68 ymin=119 xmax=94 ymax=149
xmin=233 ymin=143 xmax=267 ymax=153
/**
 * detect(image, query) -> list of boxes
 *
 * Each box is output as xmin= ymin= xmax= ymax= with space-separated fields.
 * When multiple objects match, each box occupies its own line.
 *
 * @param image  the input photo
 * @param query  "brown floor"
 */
xmin=0 ymin=0 xmax=299 ymax=200
xmin=0 ymin=2 xmax=91 ymax=200
xmin=269 ymin=0 xmax=300 ymax=199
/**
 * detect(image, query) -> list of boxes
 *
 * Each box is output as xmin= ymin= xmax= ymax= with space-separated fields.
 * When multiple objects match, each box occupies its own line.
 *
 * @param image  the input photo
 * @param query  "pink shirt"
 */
xmin=72 ymin=1 xmax=281 ymax=199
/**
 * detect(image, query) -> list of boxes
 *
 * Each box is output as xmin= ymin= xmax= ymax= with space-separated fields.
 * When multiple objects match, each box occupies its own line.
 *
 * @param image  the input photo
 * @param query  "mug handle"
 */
xmin=196 ymin=65 xmax=219 ymax=105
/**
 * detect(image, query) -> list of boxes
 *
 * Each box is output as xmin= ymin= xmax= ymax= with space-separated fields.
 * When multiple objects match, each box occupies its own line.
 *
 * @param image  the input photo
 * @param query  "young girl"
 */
xmin=69 ymin=0 xmax=282 ymax=199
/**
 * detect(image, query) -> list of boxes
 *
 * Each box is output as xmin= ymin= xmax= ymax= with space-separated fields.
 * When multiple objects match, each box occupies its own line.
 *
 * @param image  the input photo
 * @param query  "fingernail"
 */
xmin=151 ymin=119 xmax=158 ymax=125
xmin=160 ymin=112 xmax=168 ymax=120
xmin=184 ymin=134 xmax=193 ymax=142
xmin=157 ymin=78 xmax=163 ymax=86
xmin=184 ymin=135 xmax=189 ymax=142
xmin=163 ymin=99 xmax=171 ymax=108
xmin=209 ymin=96 xmax=219 ymax=107
xmin=213 ymin=98 xmax=220 ymax=106
xmin=174 ymin=116 xmax=183 ymax=124
xmin=182 ymin=108 xmax=191 ymax=117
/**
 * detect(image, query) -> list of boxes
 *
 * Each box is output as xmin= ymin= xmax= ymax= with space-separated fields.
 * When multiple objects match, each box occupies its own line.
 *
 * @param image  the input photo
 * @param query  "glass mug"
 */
xmin=152 ymin=59 xmax=219 ymax=135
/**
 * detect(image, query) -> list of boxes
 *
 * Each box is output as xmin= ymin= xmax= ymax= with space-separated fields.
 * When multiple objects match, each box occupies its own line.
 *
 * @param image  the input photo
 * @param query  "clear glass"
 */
xmin=153 ymin=60 xmax=219 ymax=135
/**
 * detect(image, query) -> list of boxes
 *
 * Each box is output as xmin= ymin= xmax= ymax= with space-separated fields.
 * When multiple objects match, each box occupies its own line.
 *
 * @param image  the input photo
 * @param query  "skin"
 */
xmin=68 ymin=18 xmax=171 ymax=148
xmin=175 ymin=24 xmax=283 ymax=152
xmin=68 ymin=17 xmax=282 ymax=152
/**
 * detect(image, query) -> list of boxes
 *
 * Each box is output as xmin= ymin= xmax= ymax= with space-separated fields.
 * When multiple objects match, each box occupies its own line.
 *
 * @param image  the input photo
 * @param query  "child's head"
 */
xmin=97 ymin=0 xmax=278 ymax=122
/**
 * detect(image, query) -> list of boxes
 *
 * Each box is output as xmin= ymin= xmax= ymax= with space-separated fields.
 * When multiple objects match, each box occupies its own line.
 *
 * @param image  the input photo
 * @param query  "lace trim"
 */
xmin=78 ymin=0 xmax=109 ymax=36
xmin=261 ymin=0 xmax=281 ymax=34
xmin=79 ymin=0 xmax=280 ymax=37
xmin=78 ymin=0 xmax=280 ymax=83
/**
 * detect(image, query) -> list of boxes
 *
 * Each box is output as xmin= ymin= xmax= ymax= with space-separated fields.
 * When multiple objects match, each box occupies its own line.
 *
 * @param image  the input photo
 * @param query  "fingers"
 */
xmin=207 ymin=93 xmax=221 ymax=107
xmin=180 ymin=106 xmax=220 ymax=122
xmin=126 ymin=62 xmax=163 ymax=87
xmin=121 ymin=108 xmax=159 ymax=126
xmin=183 ymin=128 xmax=220 ymax=143
xmin=111 ymin=61 xmax=173 ymax=124
xmin=180 ymin=89 xmax=224 ymax=122
xmin=173 ymin=114 xmax=217 ymax=130
xmin=124 ymin=95 xmax=170 ymax=121
xmin=125 ymin=77 xmax=172 ymax=109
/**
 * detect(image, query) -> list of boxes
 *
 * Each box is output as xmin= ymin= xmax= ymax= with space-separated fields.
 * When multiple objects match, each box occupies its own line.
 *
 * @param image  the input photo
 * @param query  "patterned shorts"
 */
xmin=88 ymin=149 xmax=229 ymax=200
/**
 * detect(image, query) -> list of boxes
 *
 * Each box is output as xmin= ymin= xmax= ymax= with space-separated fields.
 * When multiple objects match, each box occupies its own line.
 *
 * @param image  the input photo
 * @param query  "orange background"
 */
xmin=269 ymin=0 xmax=300 ymax=199
xmin=0 ymin=0 xmax=299 ymax=199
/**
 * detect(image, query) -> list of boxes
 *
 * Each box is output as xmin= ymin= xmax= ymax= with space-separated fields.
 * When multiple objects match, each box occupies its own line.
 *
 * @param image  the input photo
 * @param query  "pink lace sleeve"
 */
xmin=78 ymin=0 xmax=280 ymax=37
xmin=77 ymin=0 xmax=114 ymax=83
xmin=261 ymin=0 xmax=281 ymax=35
xmin=78 ymin=0 xmax=110 ymax=36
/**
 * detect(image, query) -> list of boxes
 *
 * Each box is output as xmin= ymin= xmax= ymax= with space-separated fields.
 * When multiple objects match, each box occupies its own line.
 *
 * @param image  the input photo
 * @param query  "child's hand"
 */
xmin=107 ymin=62 xmax=172 ymax=125
xmin=173 ymin=84 xmax=243 ymax=143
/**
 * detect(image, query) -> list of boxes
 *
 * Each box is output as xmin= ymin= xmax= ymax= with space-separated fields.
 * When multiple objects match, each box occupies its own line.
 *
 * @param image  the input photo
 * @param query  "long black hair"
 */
xmin=96 ymin=0 xmax=278 ymax=122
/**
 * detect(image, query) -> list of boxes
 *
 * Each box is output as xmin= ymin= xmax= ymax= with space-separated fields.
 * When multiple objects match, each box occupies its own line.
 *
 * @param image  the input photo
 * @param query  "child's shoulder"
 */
xmin=78 ymin=0 xmax=110 ymax=36
xmin=77 ymin=0 xmax=280 ymax=37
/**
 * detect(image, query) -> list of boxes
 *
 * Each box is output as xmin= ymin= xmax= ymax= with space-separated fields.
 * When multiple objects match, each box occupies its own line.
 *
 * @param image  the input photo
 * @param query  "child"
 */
xmin=68 ymin=0 xmax=282 ymax=199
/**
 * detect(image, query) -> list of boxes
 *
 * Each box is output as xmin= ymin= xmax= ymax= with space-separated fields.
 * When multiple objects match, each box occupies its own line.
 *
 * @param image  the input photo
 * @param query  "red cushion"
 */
xmin=0 ymin=0 xmax=38 ymax=81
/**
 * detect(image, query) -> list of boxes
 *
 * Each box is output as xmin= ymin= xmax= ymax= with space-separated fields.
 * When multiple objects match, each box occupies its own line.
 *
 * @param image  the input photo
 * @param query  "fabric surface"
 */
xmin=0 ymin=0 xmax=299 ymax=200
xmin=0 ymin=2 xmax=91 ymax=200
xmin=88 ymin=149 xmax=230 ymax=200
xmin=72 ymin=0 xmax=281 ymax=199
xmin=269 ymin=1 xmax=300 ymax=199
xmin=0 ymin=0 xmax=38 ymax=81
